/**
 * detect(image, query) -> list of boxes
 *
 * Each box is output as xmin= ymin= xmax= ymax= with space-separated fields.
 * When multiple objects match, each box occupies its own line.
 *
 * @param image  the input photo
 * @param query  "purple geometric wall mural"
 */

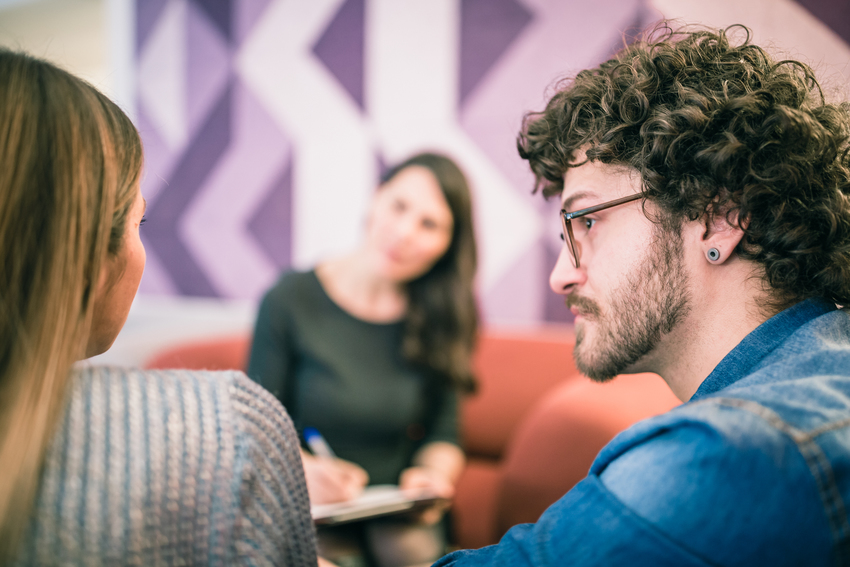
xmin=313 ymin=0 xmax=366 ymax=110
xmin=248 ymin=160 xmax=293 ymax=270
xmin=133 ymin=0 xmax=850 ymax=325
xmin=136 ymin=0 xmax=170 ymax=51
xmin=794 ymin=0 xmax=850 ymax=45
xmin=144 ymin=83 xmax=232 ymax=296
xmin=137 ymin=0 xmax=292 ymax=299
xmin=194 ymin=0 xmax=233 ymax=41
xmin=459 ymin=0 xmax=534 ymax=107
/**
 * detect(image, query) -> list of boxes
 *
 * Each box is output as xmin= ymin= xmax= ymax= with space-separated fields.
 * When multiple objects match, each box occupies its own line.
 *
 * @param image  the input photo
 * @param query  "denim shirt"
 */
xmin=436 ymin=299 xmax=850 ymax=566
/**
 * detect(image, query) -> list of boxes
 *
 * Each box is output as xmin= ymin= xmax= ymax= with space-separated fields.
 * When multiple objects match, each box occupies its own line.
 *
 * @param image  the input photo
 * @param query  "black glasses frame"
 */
xmin=560 ymin=193 xmax=643 ymax=268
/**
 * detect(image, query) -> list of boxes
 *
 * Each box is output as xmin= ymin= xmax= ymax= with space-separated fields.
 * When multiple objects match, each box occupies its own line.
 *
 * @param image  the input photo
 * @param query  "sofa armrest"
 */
xmin=494 ymin=373 xmax=681 ymax=537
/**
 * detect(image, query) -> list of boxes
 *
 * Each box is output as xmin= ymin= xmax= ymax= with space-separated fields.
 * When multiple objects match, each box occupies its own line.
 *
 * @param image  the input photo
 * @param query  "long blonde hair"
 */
xmin=0 ymin=49 xmax=142 ymax=559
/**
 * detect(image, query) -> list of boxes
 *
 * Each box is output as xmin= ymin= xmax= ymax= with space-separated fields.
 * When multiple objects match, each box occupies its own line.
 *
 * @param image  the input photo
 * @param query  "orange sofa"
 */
xmin=143 ymin=327 xmax=681 ymax=549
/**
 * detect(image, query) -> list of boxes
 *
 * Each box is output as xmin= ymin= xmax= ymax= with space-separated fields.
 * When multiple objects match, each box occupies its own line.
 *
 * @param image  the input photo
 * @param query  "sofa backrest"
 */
xmin=144 ymin=335 xmax=251 ymax=371
xmin=142 ymin=326 xmax=583 ymax=465
xmin=461 ymin=326 xmax=579 ymax=459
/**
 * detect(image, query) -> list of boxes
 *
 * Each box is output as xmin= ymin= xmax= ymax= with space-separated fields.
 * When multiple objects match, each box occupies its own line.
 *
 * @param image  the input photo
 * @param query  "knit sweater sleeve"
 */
xmin=228 ymin=373 xmax=317 ymax=566
xmin=13 ymin=366 xmax=317 ymax=567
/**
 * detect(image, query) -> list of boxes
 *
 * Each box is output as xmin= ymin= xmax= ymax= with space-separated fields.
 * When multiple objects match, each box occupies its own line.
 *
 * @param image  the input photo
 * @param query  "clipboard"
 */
xmin=311 ymin=485 xmax=449 ymax=526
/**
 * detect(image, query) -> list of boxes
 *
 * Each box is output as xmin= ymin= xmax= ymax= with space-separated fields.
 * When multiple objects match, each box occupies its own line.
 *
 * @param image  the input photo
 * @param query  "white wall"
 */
xmin=0 ymin=0 xmax=135 ymax=111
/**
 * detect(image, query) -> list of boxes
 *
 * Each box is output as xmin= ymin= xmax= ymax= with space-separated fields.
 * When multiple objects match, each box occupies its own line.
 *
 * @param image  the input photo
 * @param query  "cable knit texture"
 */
xmin=12 ymin=366 xmax=317 ymax=566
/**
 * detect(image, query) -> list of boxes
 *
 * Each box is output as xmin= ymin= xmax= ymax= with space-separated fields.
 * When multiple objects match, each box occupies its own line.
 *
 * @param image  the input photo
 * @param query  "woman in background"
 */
xmin=0 ymin=49 xmax=316 ymax=565
xmin=248 ymin=153 xmax=479 ymax=567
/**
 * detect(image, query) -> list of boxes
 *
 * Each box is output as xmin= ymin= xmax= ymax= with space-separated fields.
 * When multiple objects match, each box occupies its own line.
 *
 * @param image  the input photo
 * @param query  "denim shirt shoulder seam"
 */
xmin=691 ymin=396 xmax=850 ymax=560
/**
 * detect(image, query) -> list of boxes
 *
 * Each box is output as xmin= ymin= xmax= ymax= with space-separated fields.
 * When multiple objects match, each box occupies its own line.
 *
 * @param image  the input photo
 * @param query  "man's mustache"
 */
xmin=566 ymin=294 xmax=601 ymax=318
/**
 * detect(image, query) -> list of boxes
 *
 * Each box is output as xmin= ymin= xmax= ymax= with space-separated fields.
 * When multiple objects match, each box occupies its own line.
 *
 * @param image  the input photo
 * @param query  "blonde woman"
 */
xmin=0 ymin=49 xmax=316 ymax=565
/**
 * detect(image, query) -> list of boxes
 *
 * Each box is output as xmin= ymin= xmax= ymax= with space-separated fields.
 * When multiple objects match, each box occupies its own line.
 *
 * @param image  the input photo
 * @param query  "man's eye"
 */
xmin=583 ymin=218 xmax=596 ymax=230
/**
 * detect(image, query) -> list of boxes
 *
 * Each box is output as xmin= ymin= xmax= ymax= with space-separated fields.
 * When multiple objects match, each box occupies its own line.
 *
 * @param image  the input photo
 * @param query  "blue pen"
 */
xmin=303 ymin=427 xmax=336 ymax=458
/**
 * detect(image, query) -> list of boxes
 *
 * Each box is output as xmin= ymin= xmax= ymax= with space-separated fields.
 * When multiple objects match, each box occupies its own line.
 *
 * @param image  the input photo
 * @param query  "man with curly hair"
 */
xmin=435 ymin=24 xmax=850 ymax=567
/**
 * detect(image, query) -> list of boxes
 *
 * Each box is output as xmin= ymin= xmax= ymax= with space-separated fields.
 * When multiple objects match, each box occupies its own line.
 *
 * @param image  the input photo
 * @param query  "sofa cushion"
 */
xmin=462 ymin=327 xmax=579 ymax=459
xmin=451 ymin=457 xmax=503 ymax=549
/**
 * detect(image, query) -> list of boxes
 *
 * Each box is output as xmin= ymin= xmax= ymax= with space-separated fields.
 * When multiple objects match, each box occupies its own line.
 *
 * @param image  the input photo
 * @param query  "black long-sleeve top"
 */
xmin=247 ymin=270 xmax=460 ymax=485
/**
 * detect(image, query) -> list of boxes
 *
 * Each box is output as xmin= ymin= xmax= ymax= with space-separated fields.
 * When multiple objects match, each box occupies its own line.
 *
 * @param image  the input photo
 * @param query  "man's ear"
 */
xmin=701 ymin=209 xmax=746 ymax=264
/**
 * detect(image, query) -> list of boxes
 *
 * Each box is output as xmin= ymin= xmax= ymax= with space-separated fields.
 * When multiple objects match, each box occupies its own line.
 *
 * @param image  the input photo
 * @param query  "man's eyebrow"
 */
xmin=561 ymin=191 xmax=596 ymax=212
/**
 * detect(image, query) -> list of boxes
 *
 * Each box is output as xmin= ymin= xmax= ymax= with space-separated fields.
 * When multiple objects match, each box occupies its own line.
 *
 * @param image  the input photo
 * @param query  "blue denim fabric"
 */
xmin=435 ymin=299 xmax=850 ymax=566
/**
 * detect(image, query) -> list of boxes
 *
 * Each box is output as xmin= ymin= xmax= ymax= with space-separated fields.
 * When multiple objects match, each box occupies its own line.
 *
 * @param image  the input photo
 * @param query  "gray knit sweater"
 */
xmin=12 ymin=366 xmax=317 ymax=566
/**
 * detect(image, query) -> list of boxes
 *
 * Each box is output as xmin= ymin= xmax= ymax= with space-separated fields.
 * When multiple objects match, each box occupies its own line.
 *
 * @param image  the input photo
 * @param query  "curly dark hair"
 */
xmin=517 ymin=23 xmax=850 ymax=309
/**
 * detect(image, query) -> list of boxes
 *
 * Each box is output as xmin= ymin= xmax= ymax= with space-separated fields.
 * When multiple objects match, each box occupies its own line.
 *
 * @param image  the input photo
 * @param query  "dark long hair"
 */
xmin=381 ymin=153 xmax=479 ymax=393
xmin=518 ymin=23 xmax=850 ymax=310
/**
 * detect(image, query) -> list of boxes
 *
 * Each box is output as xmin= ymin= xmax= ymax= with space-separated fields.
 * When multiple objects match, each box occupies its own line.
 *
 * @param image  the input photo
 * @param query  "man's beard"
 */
xmin=568 ymin=227 xmax=690 ymax=382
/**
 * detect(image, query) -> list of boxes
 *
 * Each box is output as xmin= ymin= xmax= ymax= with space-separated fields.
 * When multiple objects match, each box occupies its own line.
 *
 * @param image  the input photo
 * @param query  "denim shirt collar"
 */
xmin=690 ymin=297 xmax=837 ymax=401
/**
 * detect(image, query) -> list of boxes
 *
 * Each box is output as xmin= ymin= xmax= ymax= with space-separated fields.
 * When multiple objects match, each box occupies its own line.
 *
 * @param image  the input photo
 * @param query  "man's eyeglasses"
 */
xmin=560 ymin=193 xmax=643 ymax=268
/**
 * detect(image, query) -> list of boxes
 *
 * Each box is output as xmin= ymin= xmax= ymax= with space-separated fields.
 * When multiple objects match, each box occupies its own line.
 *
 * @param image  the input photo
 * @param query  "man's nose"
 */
xmin=550 ymin=245 xmax=585 ymax=295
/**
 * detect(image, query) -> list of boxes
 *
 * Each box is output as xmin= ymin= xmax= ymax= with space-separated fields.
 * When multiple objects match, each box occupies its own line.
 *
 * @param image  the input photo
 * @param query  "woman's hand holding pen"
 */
xmin=301 ymin=450 xmax=369 ymax=504
xmin=301 ymin=426 xmax=369 ymax=504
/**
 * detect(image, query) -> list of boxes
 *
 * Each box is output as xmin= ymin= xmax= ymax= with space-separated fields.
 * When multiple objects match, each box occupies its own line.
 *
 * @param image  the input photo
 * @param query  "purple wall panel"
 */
xmin=144 ymin=83 xmax=232 ymax=296
xmin=460 ymin=0 xmax=533 ymax=106
xmin=313 ymin=0 xmax=366 ymax=110
xmin=191 ymin=0 xmax=233 ymax=41
xmin=134 ymin=107 xmax=178 ymax=204
xmin=248 ymin=161 xmax=293 ymax=270
xmin=235 ymin=0 xmax=273 ymax=43
xmin=795 ymin=0 xmax=850 ymax=45
xmin=136 ymin=0 xmax=169 ymax=51
xmin=137 ymin=0 xmax=293 ymax=299
xmin=187 ymin=1 xmax=232 ymax=140
xmin=134 ymin=0 xmax=850 ymax=325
